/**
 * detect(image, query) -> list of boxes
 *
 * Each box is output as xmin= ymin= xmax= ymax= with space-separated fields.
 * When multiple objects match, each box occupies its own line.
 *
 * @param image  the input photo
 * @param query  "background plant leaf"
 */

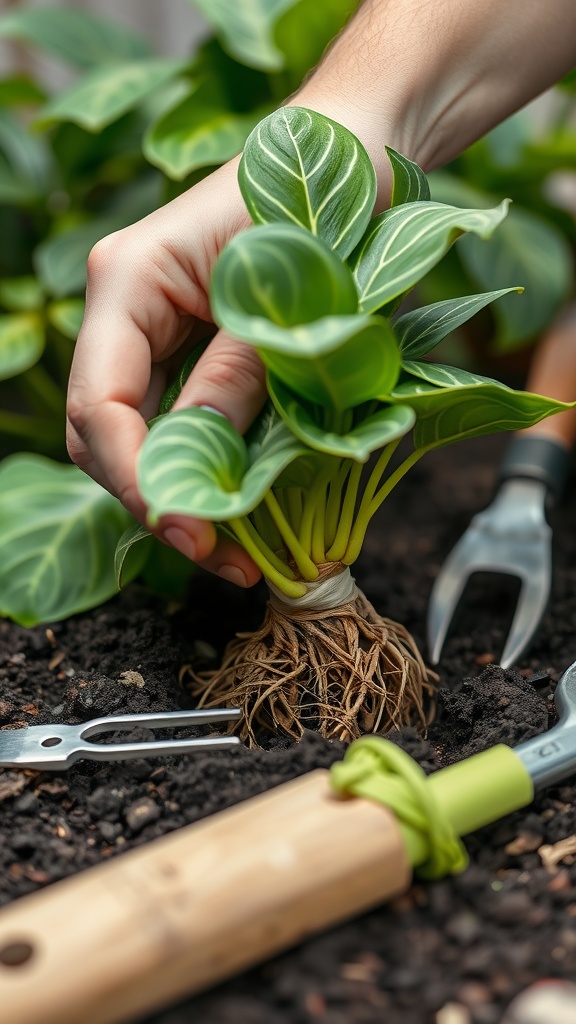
xmin=144 ymin=84 xmax=268 ymax=179
xmin=0 ymin=313 xmax=44 ymax=380
xmin=36 ymin=58 xmax=188 ymax=132
xmin=0 ymin=6 xmax=151 ymax=69
xmin=350 ymin=199 xmax=510 ymax=314
xmin=187 ymin=0 xmax=300 ymax=71
xmin=238 ymin=107 xmax=376 ymax=257
xmin=0 ymin=455 xmax=140 ymax=626
xmin=47 ymin=298 xmax=85 ymax=339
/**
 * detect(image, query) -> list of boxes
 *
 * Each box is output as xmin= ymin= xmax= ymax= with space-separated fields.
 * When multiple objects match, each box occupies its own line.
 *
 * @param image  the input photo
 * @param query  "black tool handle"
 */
xmin=498 ymin=435 xmax=572 ymax=499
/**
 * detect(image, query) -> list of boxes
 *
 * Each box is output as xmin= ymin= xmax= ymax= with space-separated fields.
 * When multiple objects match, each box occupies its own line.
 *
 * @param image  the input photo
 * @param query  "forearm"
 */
xmin=294 ymin=0 xmax=576 ymax=207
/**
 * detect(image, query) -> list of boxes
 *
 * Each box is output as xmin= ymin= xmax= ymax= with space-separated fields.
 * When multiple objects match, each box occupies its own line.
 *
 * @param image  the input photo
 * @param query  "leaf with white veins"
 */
xmin=395 ymin=288 xmax=523 ymax=359
xmin=138 ymin=407 xmax=310 ymax=523
xmin=0 ymin=456 xmax=140 ymax=626
xmin=349 ymin=199 xmax=510 ymax=314
xmin=239 ymin=107 xmax=376 ymax=257
xmin=386 ymin=146 xmax=430 ymax=206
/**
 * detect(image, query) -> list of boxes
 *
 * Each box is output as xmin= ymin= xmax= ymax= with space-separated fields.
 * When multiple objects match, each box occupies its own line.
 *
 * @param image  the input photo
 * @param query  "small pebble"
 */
xmin=125 ymin=797 xmax=161 ymax=833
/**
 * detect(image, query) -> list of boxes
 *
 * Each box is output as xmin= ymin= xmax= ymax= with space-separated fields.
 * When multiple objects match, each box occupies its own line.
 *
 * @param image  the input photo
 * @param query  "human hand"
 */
xmin=66 ymin=157 xmax=267 ymax=588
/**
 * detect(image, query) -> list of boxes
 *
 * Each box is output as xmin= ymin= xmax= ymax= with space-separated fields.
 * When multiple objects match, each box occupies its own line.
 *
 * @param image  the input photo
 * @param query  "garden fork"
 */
xmin=428 ymin=308 xmax=576 ymax=669
xmin=427 ymin=434 xmax=572 ymax=669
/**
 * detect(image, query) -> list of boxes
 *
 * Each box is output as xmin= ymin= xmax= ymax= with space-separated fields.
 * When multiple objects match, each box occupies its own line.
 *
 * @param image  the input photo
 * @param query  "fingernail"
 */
xmin=218 ymin=564 xmax=248 ymax=588
xmin=163 ymin=527 xmax=197 ymax=562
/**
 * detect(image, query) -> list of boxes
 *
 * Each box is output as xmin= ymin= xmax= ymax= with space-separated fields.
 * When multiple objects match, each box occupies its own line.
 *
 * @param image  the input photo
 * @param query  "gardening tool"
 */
xmin=428 ymin=306 xmax=576 ymax=669
xmin=1 ymin=659 xmax=576 ymax=1024
xmin=0 ymin=708 xmax=242 ymax=769
xmin=427 ymin=433 xmax=571 ymax=668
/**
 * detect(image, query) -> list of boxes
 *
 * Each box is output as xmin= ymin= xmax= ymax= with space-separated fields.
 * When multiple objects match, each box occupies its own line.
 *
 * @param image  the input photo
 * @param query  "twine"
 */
xmin=330 ymin=736 xmax=468 ymax=880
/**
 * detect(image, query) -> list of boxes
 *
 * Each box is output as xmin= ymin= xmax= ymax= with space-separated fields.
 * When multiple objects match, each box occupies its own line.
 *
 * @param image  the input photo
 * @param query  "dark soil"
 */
xmin=1 ymin=433 xmax=576 ymax=1024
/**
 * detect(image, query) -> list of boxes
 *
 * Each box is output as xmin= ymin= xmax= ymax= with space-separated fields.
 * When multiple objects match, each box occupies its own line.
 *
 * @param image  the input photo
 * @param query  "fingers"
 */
xmin=173 ymin=329 xmax=268 ymax=433
xmin=66 ymin=158 xmax=266 ymax=587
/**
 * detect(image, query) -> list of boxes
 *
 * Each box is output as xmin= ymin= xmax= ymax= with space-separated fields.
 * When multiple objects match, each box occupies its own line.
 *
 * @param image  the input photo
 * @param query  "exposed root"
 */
xmin=185 ymin=587 xmax=437 ymax=746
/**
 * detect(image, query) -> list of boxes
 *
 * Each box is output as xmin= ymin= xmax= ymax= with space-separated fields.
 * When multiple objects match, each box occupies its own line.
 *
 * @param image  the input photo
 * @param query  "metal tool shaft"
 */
xmin=514 ymin=660 xmax=576 ymax=788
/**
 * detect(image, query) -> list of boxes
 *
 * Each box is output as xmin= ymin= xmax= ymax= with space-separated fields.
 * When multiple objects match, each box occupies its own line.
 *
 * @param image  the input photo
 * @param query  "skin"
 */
xmin=66 ymin=0 xmax=576 ymax=585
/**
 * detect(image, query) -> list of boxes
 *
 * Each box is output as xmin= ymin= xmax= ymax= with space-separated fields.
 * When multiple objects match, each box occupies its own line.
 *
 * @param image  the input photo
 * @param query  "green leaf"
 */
xmin=47 ymin=298 xmax=85 ymax=339
xmin=159 ymin=342 xmax=211 ymax=415
xmin=36 ymin=58 xmax=188 ymax=132
xmin=138 ymin=406 xmax=309 ymax=523
xmin=0 ymin=73 xmax=46 ymax=106
xmin=0 ymin=277 xmax=43 ymax=312
xmin=349 ymin=199 xmax=510 ymax=314
xmin=34 ymin=214 xmax=131 ymax=297
xmin=268 ymin=374 xmax=415 ymax=460
xmin=239 ymin=107 xmax=376 ymax=258
xmin=211 ymin=222 xmax=358 ymax=334
xmin=387 ymin=147 xmax=430 ymax=206
xmin=264 ymin=319 xmax=401 ymax=411
xmin=114 ymin=522 xmax=152 ymax=588
xmin=144 ymin=84 xmax=267 ymax=179
xmin=212 ymin=222 xmax=401 ymax=409
xmin=274 ymin=0 xmax=356 ymax=83
xmin=458 ymin=206 xmax=573 ymax=351
xmin=188 ymin=0 xmax=300 ymax=71
xmin=0 ymin=108 xmax=51 ymax=202
xmin=390 ymin=363 xmax=574 ymax=450
xmin=395 ymin=289 xmax=523 ymax=360
xmin=0 ymin=7 xmax=151 ymax=69
xmin=0 ymin=455 xmax=139 ymax=626
xmin=0 ymin=313 xmax=44 ymax=381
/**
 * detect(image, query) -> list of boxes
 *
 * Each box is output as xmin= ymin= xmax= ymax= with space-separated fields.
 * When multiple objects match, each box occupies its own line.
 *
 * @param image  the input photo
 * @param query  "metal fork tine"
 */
xmin=500 ymin=575 xmax=551 ymax=670
xmin=427 ymin=531 xmax=484 ymax=665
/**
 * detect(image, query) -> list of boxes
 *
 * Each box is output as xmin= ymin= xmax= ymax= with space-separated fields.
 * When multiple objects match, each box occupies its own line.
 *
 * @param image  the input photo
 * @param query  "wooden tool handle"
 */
xmin=0 ymin=769 xmax=410 ymax=1024
xmin=521 ymin=303 xmax=576 ymax=450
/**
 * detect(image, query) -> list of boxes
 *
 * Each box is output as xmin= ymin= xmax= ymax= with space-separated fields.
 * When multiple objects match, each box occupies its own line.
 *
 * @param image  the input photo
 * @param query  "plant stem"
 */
xmin=343 ymin=447 xmax=426 ymax=564
xmin=298 ymin=470 xmax=330 ymax=556
xmin=324 ymin=461 xmax=351 ymax=549
xmin=229 ymin=517 xmax=307 ymax=598
xmin=311 ymin=478 xmax=329 ymax=564
xmin=251 ymin=501 xmax=283 ymax=553
xmin=286 ymin=488 xmax=303 ymax=534
xmin=326 ymin=460 xmax=363 ymax=562
xmin=264 ymin=492 xmax=318 ymax=581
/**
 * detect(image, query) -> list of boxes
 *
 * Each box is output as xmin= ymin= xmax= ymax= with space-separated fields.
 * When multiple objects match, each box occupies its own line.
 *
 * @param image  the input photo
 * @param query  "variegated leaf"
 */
xmin=390 ymin=364 xmax=573 ymax=450
xmin=188 ymin=0 xmax=300 ymax=71
xmin=36 ymin=58 xmax=188 ymax=131
xmin=114 ymin=522 xmax=152 ymax=589
xmin=386 ymin=147 xmax=430 ymax=206
xmin=238 ymin=107 xmax=376 ymax=257
xmin=211 ymin=221 xmax=359 ymax=352
xmin=349 ymin=200 xmax=510 ymax=314
xmin=395 ymin=288 xmax=523 ymax=359
xmin=268 ymin=374 xmax=415 ymax=460
xmin=144 ymin=86 xmax=267 ymax=179
xmin=0 ymin=456 xmax=140 ymax=626
xmin=138 ymin=407 xmax=309 ymax=523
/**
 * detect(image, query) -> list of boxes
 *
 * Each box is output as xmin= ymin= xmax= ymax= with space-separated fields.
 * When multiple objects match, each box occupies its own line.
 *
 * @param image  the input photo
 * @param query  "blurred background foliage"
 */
xmin=0 ymin=0 xmax=574 ymax=625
